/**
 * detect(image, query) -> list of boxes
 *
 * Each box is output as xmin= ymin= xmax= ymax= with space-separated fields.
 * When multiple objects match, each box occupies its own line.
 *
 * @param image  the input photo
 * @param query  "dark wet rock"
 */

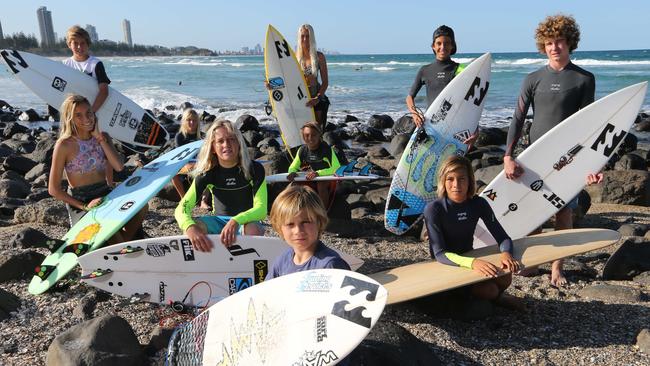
xmin=474 ymin=164 xmax=503 ymax=187
xmin=586 ymin=170 xmax=650 ymax=206
xmin=164 ymin=104 xmax=176 ymax=111
xmin=9 ymin=227 xmax=53 ymax=249
xmin=388 ymin=134 xmax=410 ymax=158
xmin=0 ymin=111 xmax=15 ymax=123
xmin=480 ymin=151 xmax=504 ymax=167
xmin=602 ymin=237 xmax=650 ymax=280
xmin=614 ymin=153 xmax=646 ymax=170
xmin=618 ymin=132 xmax=638 ymax=156
xmin=46 ymin=315 xmax=144 ymax=366
xmin=366 ymin=187 xmax=389 ymax=208
xmin=323 ymin=130 xmax=348 ymax=150
xmin=578 ymin=283 xmax=644 ymax=302
xmin=263 ymin=151 xmax=292 ymax=176
xmin=0 ymin=178 xmax=30 ymax=199
xmin=636 ymin=117 xmax=650 ymax=132
xmin=179 ymin=102 xmax=193 ymax=110
xmin=18 ymin=109 xmax=40 ymax=122
xmin=344 ymin=115 xmax=359 ymax=122
xmin=257 ymin=137 xmax=281 ymax=155
xmin=618 ymin=223 xmax=650 ymax=237
xmin=348 ymin=320 xmax=440 ymax=366
xmin=355 ymin=126 xmax=388 ymax=143
xmin=0 ymin=288 xmax=20 ymax=321
xmin=0 ymin=251 xmax=45 ymax=282
xmin=237 ymin=114 xmax=259 ymax=132
xmin=367 ymin=114 xmax=394 ymax=129
xmin=476 ymin=127 xmax=507 ymax=147
xmin=0 ymin=197 xmax=26 ymax=216
xmin=392 ymin=115 xmax=416 ymax=136
xmin=14 ymin=197 xmax=69 ymax=226
xmin=3 ymin=154 xmax=37 ymax=174
xmin=352 ymin=207 xmax=372 ymax=219
xmin=0 ymin=144 xmax=14 ymax=158
xmin=2 ymin=122 xmax=29 ymax=138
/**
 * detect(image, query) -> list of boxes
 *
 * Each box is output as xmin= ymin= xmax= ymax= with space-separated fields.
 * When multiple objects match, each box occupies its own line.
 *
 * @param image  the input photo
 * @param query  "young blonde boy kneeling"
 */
xmin=267 ymin=185 xmax=350 ymax=279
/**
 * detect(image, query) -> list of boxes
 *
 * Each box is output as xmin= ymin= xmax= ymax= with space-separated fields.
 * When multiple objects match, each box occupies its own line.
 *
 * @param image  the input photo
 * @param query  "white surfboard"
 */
xmin=166 ymin=269 xmax=387 ymax=366
xmin=474 ymin=82 xmax=648 ymax=247
xmin=385 ymin=53 xmax=491 ymax=235
xmin=264 ymin=25 xmax=315 ymax=151
xmin=0 ymin=49 xmax=168 ymax=148
xmin=78 ymin=235 xmax=364 ymax=307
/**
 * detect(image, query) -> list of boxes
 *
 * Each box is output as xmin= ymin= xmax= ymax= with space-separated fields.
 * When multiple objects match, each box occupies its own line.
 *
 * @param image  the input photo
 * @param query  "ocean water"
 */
xmin=1 ymin=49 xmax=649 ymax=130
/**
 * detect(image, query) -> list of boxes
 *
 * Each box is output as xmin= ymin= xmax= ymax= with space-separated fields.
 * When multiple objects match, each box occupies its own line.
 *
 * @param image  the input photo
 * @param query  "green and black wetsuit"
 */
xmin=288 ymin=141 xmax=341 ymax=176
xmin=175 ymin=161 xmax=267 ymax=231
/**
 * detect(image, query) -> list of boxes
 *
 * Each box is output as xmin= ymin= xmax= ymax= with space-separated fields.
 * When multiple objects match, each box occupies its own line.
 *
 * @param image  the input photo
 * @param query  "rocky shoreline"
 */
xmin=0 ymin=101 xmax=649 ymax=365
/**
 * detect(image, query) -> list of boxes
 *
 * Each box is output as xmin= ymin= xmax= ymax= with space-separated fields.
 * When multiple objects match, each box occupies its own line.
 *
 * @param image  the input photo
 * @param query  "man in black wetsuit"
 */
xmin=503 ymin=14 xmax=603 ymax=286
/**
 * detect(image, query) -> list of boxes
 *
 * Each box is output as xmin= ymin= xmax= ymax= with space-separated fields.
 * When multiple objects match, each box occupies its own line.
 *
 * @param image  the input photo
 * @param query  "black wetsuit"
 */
xmin=424 ymin=196 xmax=513 ymax=268
xmin=505 ymin=62 xmax=595 ymax=156
xmin=409 ymin=59 xmax=463 ymax=107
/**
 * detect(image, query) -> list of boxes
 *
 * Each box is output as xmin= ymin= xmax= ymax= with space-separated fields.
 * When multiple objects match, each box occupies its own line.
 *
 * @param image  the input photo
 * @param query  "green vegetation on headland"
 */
xmin=0 ymin=32 xmax=217 ymax=57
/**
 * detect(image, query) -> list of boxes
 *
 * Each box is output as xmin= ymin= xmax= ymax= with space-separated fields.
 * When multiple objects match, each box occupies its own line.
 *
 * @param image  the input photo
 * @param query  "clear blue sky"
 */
xmin=1 ymin=0 xmax=648 ymax=54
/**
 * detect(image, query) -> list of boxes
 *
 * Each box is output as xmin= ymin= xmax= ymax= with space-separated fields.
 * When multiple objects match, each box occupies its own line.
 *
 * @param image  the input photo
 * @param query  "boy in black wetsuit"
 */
xmin=406 ymin=24 xmax=474 ymax=146
xmin=424 ymin=155 xmax=522 ymax=307
xmin=503 ymin=14 xmax=603 ymax=286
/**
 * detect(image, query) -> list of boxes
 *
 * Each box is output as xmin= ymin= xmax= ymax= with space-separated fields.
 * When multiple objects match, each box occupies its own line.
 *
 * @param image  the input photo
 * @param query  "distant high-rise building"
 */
xmin=85 ymin=24 xmax=99 ymax=43
xmin=241 ymin=46 xmax=249 ymax=53
xmin=0 ymin=20 xmax=4 ymax=40
xmin=122 ymin=19 xmax=132 ymax=47
xmin=37 ymin=6 xmax=56 ymax=48
xmin=254 ymin=44 xmax=262 ymax=54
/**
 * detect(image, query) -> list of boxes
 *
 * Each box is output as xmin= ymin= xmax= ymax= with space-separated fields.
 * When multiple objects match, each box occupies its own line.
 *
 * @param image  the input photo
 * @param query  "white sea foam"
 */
xmin=373 ymin=67 xmax=396 ymax=71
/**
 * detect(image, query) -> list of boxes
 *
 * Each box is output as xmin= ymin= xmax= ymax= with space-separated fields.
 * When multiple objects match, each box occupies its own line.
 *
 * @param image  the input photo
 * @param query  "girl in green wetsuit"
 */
xmin=287 ymin=121 xmax=341 ymax=207
xmin=175 ymin=119 xmax=267 ymax=251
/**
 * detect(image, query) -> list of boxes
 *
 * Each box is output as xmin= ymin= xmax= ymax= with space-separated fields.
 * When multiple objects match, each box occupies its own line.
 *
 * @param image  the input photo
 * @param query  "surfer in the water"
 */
xmin=267 ymin=185 xmax=350 ymax=279
xmin=48 ymin=94 xmax=147 ymax=242
xmin=297 ymin=24 xmax=330 ymax=131
xmin=423 ymin=156 xmax=523 ymax=307
xmin=175 ymin=119 xmax=266 ymax=251
xmin=171 ymin=109 xmax=202 ymax=199
xmin=405 ymin=24 xmax=476 ymax=146
xmin=287 ymin=121 xmax=341 ymax=206
xmin=503 ymin=14 xmax=603 ymax=286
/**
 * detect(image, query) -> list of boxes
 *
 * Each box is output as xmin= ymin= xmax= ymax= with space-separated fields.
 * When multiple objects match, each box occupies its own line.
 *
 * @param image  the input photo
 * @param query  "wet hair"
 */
xmin=58 ymin=94 xmax=92 ymax=142
xmin=66 ymin=25 xmax=92 ymax=46
xmin=270 ymin=185 xmax=328 ymax=240
xmin=436 ymin=155 xmax=476 ymax=198
xmin=535 ymin=14 xmax=581 ymax=54
xmin=192 ymin=119 xmax=252 ymax=180
xmin=296 ymin=24 xmax=319 ymax=75
xmin=179 ymin=109 xmax=201 ymax=138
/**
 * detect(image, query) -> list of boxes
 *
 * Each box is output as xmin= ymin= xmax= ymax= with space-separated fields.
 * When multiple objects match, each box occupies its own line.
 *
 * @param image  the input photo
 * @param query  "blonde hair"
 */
xmin=179 ymin=109 xmax=201 ymax=138
xmin=296 ymin=24 xmax=319 ymax=76
xmin=436 ymin=155 xmax=476 ymax=198
xmin=58 ymin=94 xmax=92 ymax=142
xmin=192 ymin=119 xmax=252 ymax=180
xmin=271 ymin=185 xmax=328 ymax=240
xmin=535 ymin=14 xmax=581 ymax=54
xmin=66 ymin=25 xmax=92 ymax=46
xmin=301 ymin=121 xmax=322 ymax=138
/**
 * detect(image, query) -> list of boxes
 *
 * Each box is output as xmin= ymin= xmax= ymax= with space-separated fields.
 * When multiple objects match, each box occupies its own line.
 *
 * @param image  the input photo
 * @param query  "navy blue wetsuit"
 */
xmin=424 ymin=196 xmax=513 ymax=267
xmin=266 ymin=241 xmax=350 ymax=280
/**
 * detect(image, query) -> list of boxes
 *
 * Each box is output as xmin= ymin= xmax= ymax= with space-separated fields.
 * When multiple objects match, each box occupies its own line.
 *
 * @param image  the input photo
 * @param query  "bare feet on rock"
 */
xmin=550 ymin=259 xmax=567 ymax=287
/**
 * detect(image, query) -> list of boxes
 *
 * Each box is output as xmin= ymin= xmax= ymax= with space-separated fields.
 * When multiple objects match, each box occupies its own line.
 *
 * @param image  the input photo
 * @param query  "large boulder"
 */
xmin=28 ymin=137 xmax=56 ymax=164
xmin=237 ymin=114 xmax=259 ymax=132
xmin=585 ymin=170 xmax=650 ymax=206
xmin=614 ymin=153 xmax=646 ymax=170
xmin=392 ymin=115 xmax=416 ymax=135
xmin=388 ymin=134 xmax=410 ymax=158
xmin=0 ymin=251 xmax=45 ymax=283
xmin=14 ymin=198 xmax=68 ymax=226
xmin=3 ymin=154 xmax=37 ymax=174
xmin=474 ymin=164 xmax=503 ymax=186
xmin=475 ymin=127 xmax=507 ymax=147
xmin=367 ymin=114 xmax=394 ymax=130
xmin=602 ymin=237 xmax=650 ymax=280
xmin=0 ymin=178 xmax=30 ymax=199
xmin=46 ymin=315 xmax=144 ymax=366
xmin=578 ymin=283 xmax=645 ymax=302
xmin=0 ymin=288 xmax=20 ymax=321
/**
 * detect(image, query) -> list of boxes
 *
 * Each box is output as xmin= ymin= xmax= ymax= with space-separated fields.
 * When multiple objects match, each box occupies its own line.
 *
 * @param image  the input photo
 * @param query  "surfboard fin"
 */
xmin=334 ymin=165 xmax=347 ymax=177
xmin=62 ymin=243 xmax=91 ymax=256
xmin=344 ymin=160 xmax=357 ymax=173
xmin=80 ymin=268 xmax=113 ymax=280
xmin=359 ymin=163 xmax=373 ymax=176
xmin=107 ymin=246 xmax=143 ymax=255
xmin=45 ymin=238 xmax=66 ymax=253
xmin=34 ymin=264 xmax=56 ymax=281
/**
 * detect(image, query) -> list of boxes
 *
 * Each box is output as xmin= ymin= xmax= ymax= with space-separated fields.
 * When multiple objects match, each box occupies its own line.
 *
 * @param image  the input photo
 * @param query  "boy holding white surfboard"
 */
xmin=503 ymin=14 xmax=602 ymax=286
xmin=63 ymin=26 xmax=111 ymax=113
